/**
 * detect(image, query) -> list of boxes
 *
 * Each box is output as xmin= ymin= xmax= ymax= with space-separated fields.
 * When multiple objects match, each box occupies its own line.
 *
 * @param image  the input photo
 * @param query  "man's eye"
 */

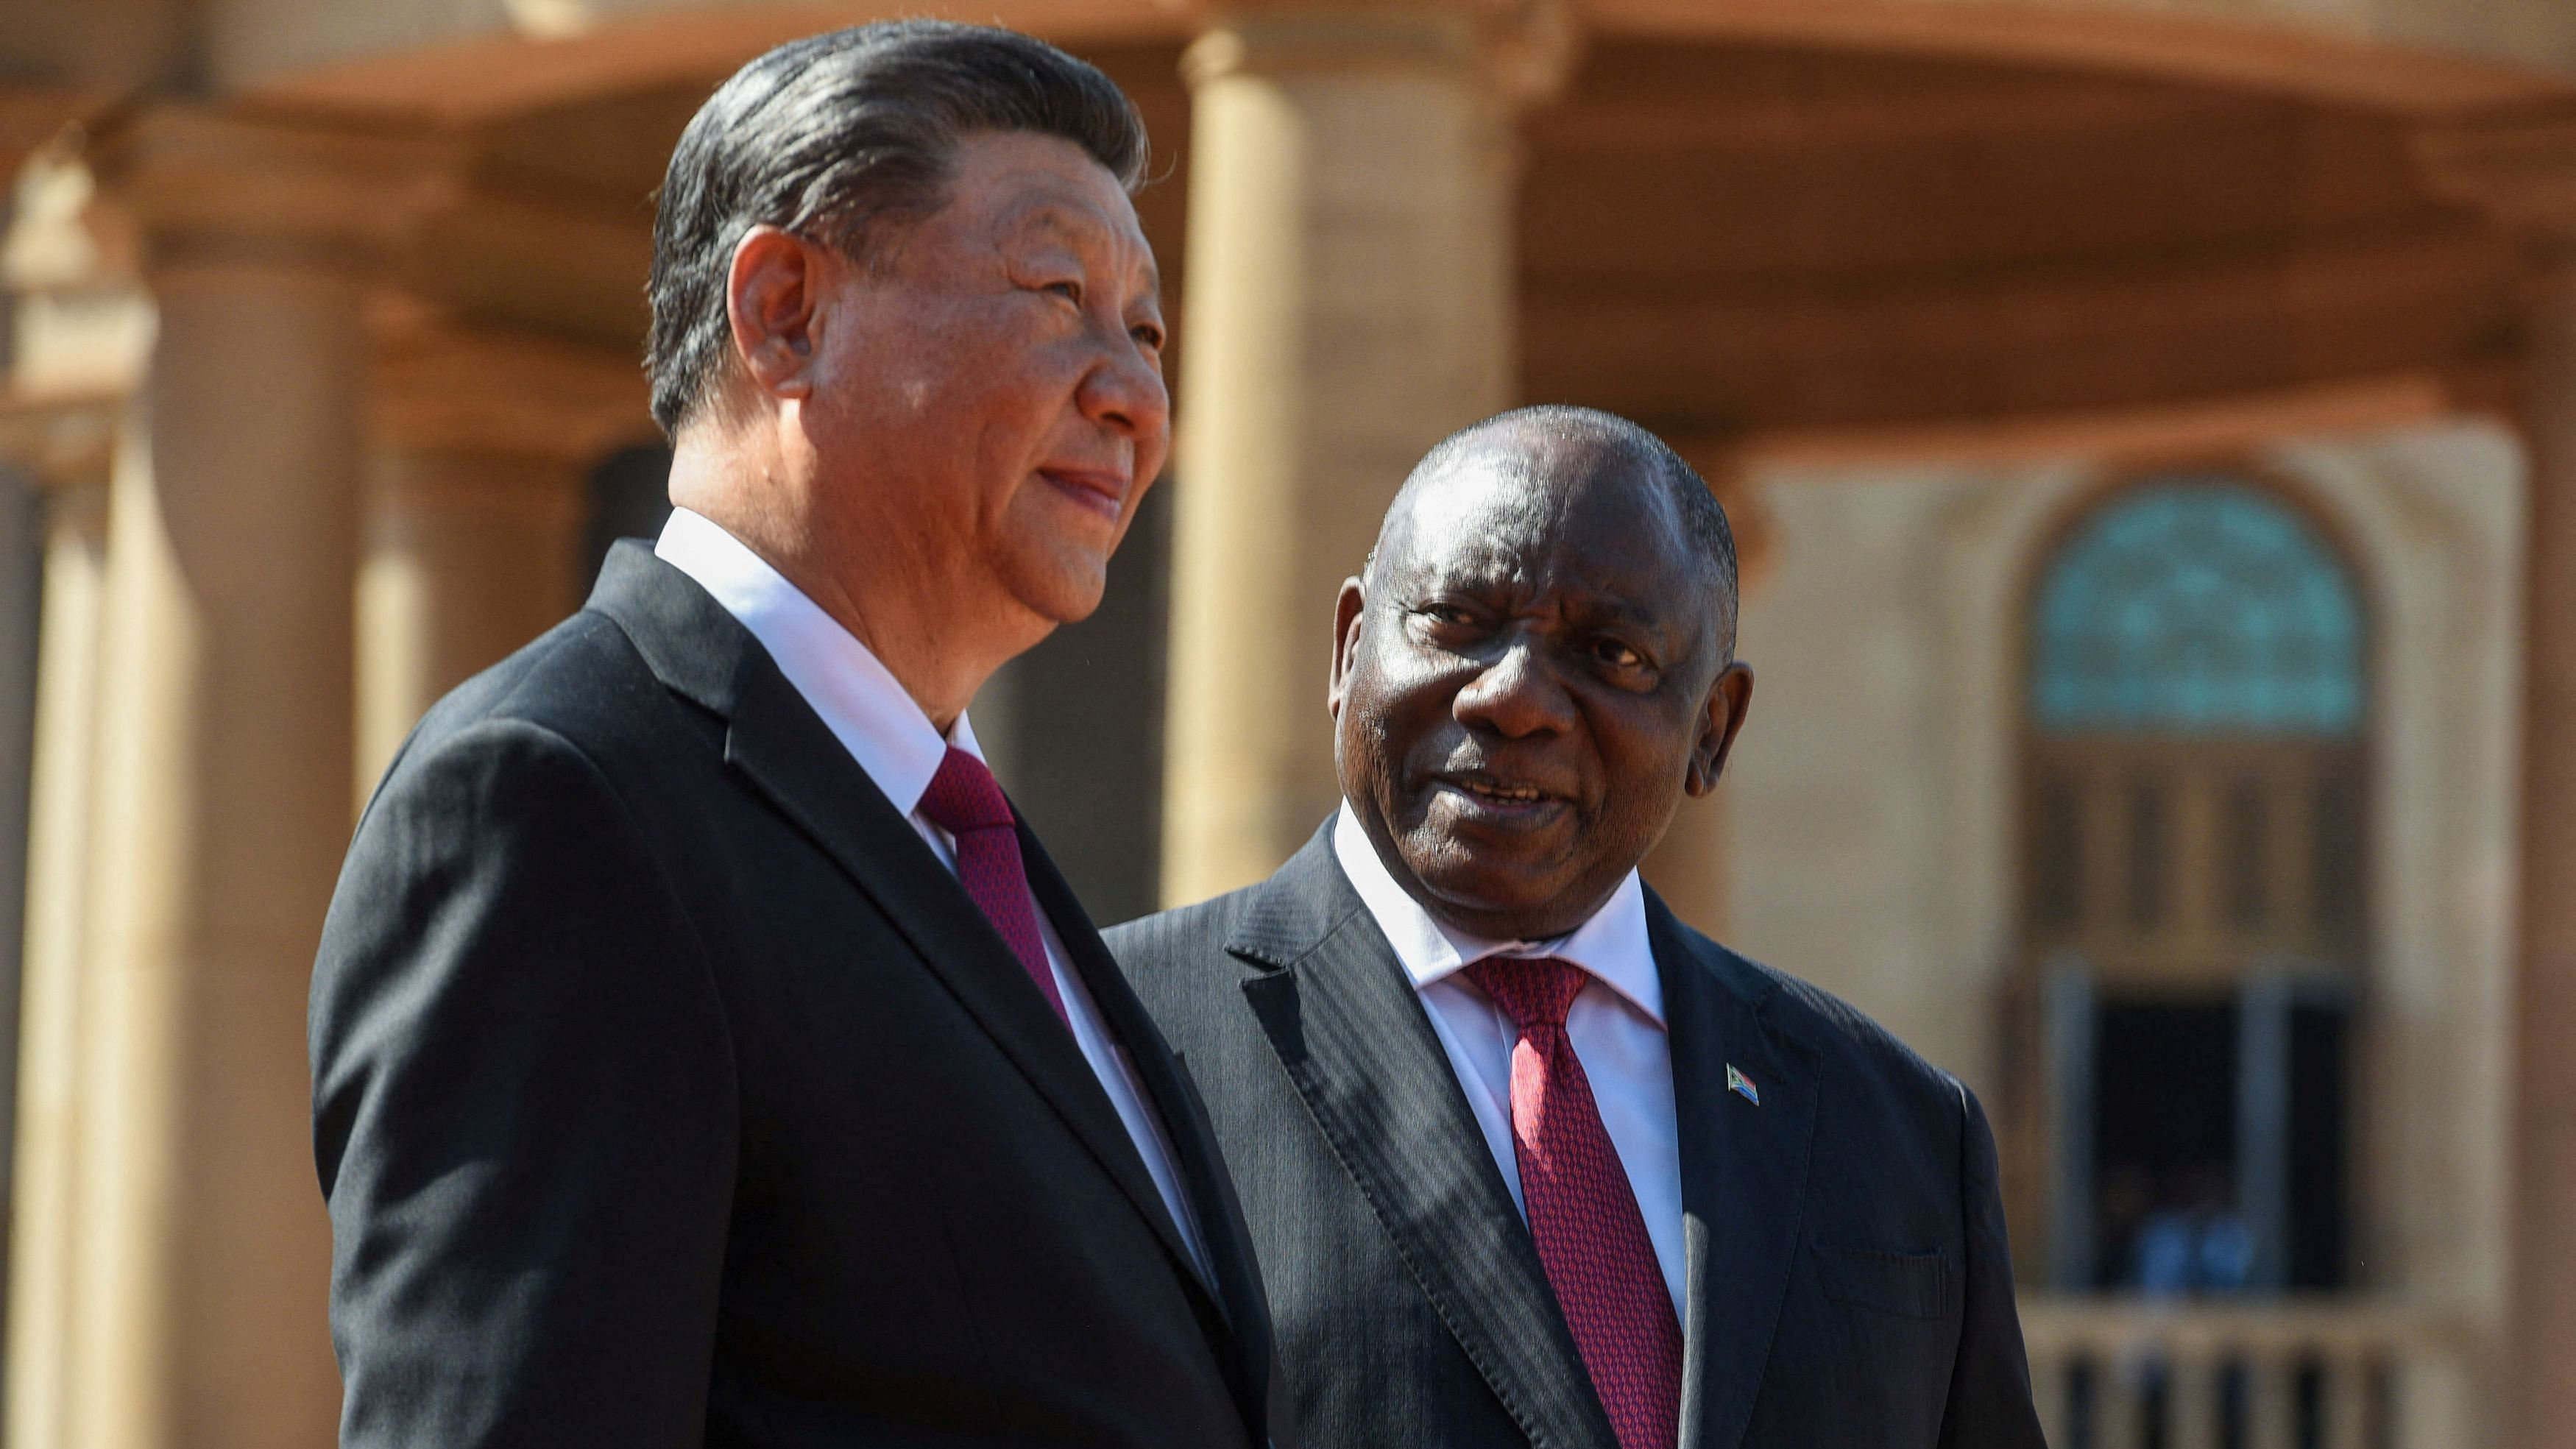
xmin=1421 ymin=605 xmax=1475 ymax=626
xmin=1044 ymin=280 xmax=1083 ymax=304
xmin=1131 ymin=322 xmax=1165 ymax=350
xmin=1596 ymin=640 xmax=1646 ymax=670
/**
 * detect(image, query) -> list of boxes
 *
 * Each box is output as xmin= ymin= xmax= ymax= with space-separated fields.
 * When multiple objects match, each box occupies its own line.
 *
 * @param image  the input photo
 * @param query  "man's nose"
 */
xmin=1454 ymin=642 xmax=1577 ymax=739
xmin=1077 ymin=327 xmax=1170 ymax=445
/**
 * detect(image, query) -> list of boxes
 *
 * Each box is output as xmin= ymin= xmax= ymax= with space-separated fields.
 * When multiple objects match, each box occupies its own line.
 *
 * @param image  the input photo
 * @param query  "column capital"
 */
xmin=372 ymin=317 xmax=653 ymax=466
xmin=1183 ymin=1 xmax=1579 ymax=106
xmin=86 ymin=107 xmax=462 ymax=283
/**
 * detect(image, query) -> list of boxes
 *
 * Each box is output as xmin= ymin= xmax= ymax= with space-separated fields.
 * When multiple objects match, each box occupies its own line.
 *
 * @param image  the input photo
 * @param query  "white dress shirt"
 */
xmin=1331 ymin=804 xmax=1685 ymax=1319
xmin=656 ymin=507 xmax=1211 ymax=1282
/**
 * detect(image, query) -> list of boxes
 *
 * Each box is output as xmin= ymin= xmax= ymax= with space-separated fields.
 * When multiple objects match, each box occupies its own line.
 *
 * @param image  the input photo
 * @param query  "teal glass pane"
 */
xmin=2030 ymin=481 xmax=2363 ymax=736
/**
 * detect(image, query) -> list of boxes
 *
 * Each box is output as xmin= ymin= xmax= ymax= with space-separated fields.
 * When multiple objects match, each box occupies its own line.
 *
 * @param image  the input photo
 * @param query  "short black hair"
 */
xmin=645 ymin=21 xmax=1149 ymax=434
xmin=1392 ymin=405 xmax=1741 ymax=656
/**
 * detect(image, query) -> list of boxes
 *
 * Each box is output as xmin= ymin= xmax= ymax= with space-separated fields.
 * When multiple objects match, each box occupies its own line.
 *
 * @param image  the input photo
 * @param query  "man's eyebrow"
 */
xmin=1005 ymin=200 xmax=1161 ymax=301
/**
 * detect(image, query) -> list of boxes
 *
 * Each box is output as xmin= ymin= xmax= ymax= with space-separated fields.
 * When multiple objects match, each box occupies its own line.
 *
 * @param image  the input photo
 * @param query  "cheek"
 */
xmin=855 ymin=296 xmax=1054 ymax=423
xmin=1592 ymin=710 xmax=1695 ymax=814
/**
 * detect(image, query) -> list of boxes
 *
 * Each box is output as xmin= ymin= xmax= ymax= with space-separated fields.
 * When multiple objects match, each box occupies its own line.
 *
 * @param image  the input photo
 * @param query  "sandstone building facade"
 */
xmin=3 ymin=1 xmax=2575 ymax=1445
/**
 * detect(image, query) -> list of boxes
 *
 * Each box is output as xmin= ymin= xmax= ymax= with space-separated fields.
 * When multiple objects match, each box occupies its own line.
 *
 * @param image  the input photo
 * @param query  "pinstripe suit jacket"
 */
xmin=1107 ymin=826 xmax=2045 ymax=1449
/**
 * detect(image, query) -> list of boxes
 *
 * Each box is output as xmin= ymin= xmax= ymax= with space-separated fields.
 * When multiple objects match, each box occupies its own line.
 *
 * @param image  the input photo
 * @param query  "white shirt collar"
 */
xmin=1330 ymin=803 xmax=1663 ymax=1028
xmin=654 ymin=506 xmax=981 ymax=815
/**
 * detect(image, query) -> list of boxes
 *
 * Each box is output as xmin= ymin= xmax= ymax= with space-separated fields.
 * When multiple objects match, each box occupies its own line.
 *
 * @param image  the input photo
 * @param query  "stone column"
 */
xmin=0 ymin=148 xmax=154 ymax=1449
xmin=0 ymin=400 xmax=118 ymax=1449
xmin=0 ymin=430 xmax=112 ymax=1449
xmin=2512 ymin=236 xmax=2576 ymax=1449
xmin=1162 ymin=4 xmax=1566 ymax=904
xmin=356 ymin=325 xmax=648 ymax=794
xmin=2419 ymin=112 xmax=2576 ymax=1448
xmin=71 ymin=109 xmax=447 ymax=1449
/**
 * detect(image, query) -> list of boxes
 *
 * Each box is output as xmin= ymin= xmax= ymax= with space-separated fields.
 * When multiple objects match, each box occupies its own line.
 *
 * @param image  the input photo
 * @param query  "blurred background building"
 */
xmin=1 ymin=0 xmax=2574 ymax=1445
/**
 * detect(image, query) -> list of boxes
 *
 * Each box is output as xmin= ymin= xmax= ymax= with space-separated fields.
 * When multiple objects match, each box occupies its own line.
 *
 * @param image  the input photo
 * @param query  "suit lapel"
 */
xmin=1231 ymin=831 xmax=1620 ymax=1449
xmin=1019 ymin=829 xmax=1279 ymax=1442
xmin=1648 ymin=894 xmax=1820 ymax=1449
xmin=587 ymin=545 xmax=1200 ymax=1314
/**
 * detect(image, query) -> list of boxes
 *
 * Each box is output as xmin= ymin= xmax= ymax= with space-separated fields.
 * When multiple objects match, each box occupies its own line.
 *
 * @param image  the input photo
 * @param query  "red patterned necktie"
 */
xmin=916 ymin=746 xmax=1067 ymax=1027
xmin=1463 ymin=956 xmax=1682 ymax=1449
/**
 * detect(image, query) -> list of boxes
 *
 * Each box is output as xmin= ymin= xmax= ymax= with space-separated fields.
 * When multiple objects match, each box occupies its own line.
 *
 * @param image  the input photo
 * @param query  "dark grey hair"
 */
xmin=1394 ymin=405 xmax=1743 ymax=657
xmin=645 ymin=20 xmax=1150 ymax=434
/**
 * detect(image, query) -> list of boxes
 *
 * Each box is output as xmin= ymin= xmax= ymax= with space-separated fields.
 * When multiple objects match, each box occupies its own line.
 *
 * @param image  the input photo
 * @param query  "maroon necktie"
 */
xmin=916 ymin=746 xmax=1067 ymax=1027
xmin=1463 ymin=957 xmax=1682 ymax=1449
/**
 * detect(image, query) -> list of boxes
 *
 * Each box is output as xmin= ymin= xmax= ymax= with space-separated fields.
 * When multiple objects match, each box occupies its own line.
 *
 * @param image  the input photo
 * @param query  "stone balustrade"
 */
xmin=2020 ymin=1297 xmax=2483 ymax=1449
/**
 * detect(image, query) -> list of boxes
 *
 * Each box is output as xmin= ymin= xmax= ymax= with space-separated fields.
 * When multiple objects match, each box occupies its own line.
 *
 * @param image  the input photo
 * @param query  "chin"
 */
xmin=1411 ymin=858 xmax=1571 ymax=932
xmin=998 ymin=548 xmax=1111 ymax=626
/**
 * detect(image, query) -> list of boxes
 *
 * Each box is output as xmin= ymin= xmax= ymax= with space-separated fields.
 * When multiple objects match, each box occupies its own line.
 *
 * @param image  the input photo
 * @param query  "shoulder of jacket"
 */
xmin=1103 ymin=886 xmax=1263 ymax=973
xmin=1685 ymin=929 xmax=1964 ymax=1110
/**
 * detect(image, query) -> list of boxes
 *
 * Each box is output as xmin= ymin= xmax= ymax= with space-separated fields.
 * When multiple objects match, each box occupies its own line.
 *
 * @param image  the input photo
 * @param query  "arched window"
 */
xmin=2030 ymin=483 xmax=2364 ymax=738
xmin=2014 ymin=475 xmax=2369 ymax=1297
xmin=2020 ymin=481 xmax=2369 ymax=946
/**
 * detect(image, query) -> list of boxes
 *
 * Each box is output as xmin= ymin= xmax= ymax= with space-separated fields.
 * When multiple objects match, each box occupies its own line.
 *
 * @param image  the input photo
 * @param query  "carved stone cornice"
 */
xmin=85 ymin=107 xmax=463 ymax=283
xmin=369 ymin=318 xmax=652 ymax=467
xmin=1184 ymin=1 xmax=1580 ymax=107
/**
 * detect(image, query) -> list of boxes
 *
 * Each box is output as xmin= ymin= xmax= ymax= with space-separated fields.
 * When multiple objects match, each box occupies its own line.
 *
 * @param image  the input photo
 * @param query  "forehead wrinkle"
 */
xmin=997 ymin=197 xmax=1107 ymax=252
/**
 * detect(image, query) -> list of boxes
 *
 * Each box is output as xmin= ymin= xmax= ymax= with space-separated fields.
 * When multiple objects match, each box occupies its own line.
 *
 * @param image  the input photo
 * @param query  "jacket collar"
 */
xmin=586 ymin=545 xmax=1274 ymax=1431
xmin=1227 ymin=825 xmax=1623 ymax=1449
xmin=1227 ymin=821 xmax=1820 ymax=1449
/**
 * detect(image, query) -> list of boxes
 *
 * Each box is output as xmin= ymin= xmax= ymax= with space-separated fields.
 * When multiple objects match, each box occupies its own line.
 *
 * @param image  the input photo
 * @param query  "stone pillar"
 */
xmin=0 ymin=148 xmax=154 ymax=1449
xmin=356 ymin=326 xmax=647 ymax=794
xmin=2512 ymin=238 xmax=2576 ymax=1449
xmin=2 ymin=437 xmax=111 ymax=1449
xmin=2419 ymin=112 xmax=2576 ymax=1448
xmin=1162 ymin=5 xmax=1564 ymax=904
xmin=71 ymin=110 xmax=446 ymax=1449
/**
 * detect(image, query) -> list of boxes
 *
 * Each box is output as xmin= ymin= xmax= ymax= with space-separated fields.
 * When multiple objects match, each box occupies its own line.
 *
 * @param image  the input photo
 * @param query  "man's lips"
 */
xmin=1426 ymin=770 xmax=1574 ymax=821
xmin=1037 ymin=467 xmax=1130 ymax=521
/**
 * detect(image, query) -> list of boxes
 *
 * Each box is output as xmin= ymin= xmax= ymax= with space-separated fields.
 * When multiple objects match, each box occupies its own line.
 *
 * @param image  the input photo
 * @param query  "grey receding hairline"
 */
xmin=1367 ymin=405 xmax=1744 ymax=657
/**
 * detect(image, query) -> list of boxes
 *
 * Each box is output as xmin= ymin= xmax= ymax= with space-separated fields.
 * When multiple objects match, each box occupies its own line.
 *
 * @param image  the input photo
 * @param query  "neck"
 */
xmin=667 ymin=426 xmax=1039 ymax=731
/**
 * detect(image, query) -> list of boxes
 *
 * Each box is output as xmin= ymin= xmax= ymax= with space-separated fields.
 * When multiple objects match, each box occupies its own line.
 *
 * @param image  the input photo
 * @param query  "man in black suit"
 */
xmin=309 ymin=23 xmax=1283 ymax=1448
xmin=1109 ymin=405 xmax=2044 ymax=1449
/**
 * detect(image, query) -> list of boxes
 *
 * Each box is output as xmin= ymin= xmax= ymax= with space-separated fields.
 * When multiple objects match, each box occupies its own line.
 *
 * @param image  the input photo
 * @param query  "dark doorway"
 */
xmin=2093 ymin=998 xmax=2240 ymax=1292
xmin=2062 ymin=982 xmax=2352 ymax=1294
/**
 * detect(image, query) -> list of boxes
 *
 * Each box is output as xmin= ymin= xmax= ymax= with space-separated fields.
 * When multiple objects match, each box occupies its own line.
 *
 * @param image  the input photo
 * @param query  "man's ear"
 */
xmin=725 ymin=225 xmax=829 ymax=401
xmin=1326 ymin=577 xmax=1367 ymax=722
xmin=1683 ymin=661 xmax=1755 ymax=798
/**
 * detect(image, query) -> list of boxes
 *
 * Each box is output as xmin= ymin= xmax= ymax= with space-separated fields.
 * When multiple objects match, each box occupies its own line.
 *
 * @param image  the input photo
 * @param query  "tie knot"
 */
xmin=1463 ymin=956 xmax=1590 ymax=1033
xmin=918 ymin=746 xmax=1015 ymax=835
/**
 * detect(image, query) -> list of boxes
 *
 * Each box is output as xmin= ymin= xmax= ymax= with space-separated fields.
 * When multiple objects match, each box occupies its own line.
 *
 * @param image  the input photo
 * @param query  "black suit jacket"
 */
xmin=311 ymin=543 xmax=1287 ymax=1448
xmin=1105 ymin=826 xmax=2044 ymax=1449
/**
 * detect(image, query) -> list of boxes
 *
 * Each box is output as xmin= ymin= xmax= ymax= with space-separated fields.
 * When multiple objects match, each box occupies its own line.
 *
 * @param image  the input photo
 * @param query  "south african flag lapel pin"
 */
xmin=1727 ymin=1063 xmax=1761 ymax=1105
